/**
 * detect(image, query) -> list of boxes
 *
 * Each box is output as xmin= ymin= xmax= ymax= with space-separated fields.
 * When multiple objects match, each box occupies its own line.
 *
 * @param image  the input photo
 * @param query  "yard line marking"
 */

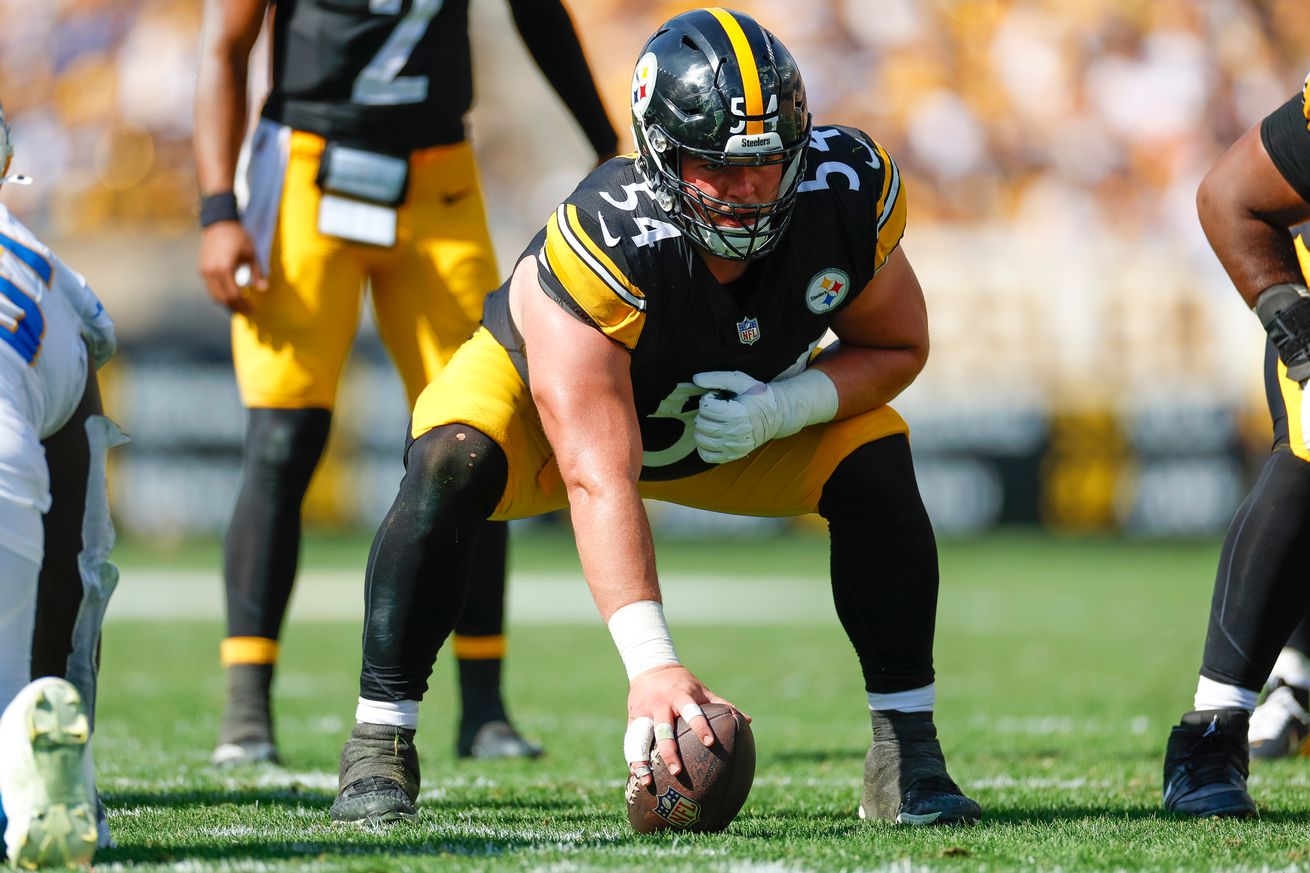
xmin=104 ymin=569 xmax=840 ymax=624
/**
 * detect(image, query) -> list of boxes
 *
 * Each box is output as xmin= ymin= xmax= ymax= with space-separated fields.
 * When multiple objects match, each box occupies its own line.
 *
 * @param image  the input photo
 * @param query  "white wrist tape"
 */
xmin=770 ymin=368 xmax=839 ymax=439
xmin=607 ymin=600 xmax=680 ymax=680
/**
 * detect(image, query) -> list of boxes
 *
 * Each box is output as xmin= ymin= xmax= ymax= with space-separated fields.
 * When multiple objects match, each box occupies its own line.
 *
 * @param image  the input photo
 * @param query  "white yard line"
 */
xmin=105 ymin=569 xmax=838 ymax=625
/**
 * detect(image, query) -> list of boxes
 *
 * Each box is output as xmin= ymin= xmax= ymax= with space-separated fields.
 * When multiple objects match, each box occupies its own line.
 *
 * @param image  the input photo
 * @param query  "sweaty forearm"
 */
xmin=1198 ymin=203 xmax=1303 ymax=308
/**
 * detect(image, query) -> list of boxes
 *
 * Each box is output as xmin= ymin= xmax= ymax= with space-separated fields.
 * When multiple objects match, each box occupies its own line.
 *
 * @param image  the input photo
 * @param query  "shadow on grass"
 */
xmin=768 ymin=747 xmax=865 ymax=764
xmin=105 ymin=788 xmax=616 ymax=814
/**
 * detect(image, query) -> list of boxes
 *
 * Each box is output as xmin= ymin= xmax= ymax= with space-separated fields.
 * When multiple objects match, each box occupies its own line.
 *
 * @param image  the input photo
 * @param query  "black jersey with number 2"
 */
xmin=262 ymin=0 xmax=472 ymax=152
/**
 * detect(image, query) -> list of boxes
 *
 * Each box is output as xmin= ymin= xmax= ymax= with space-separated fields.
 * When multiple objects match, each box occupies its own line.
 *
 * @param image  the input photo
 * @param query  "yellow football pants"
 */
xmin=410 ymin=327 xmax=911 ymax=519
xmin=232 ymin=131 xmax=498 ymax=409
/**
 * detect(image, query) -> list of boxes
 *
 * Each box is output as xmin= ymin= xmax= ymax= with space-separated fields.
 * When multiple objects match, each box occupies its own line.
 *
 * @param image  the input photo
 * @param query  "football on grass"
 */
xmin=625 ymin=703 xmax=756 ymax=833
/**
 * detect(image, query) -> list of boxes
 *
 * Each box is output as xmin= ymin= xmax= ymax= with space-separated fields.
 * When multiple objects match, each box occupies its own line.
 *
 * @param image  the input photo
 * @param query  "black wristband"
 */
xmin=199 ymin=192 xmax=240 ymax=228
xmin=1256 ymin=283 xmax=1310 ymax=381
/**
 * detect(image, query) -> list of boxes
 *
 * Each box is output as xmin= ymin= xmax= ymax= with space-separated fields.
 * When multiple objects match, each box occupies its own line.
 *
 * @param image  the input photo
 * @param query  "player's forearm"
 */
xmin=811 ymin=342 xmax=927 ymax=419
xmin=194 ymin=53 xmax=250 ymax=196
xmin=506 ymin=0 xmax=618 ymax=158
xmin=567 ymin=477 xmax=661 ymax=621
xmin=194 ymin=0 xmax=263 ymax=196
xmin=1197 ymin=190 xmax=1303 ymax=308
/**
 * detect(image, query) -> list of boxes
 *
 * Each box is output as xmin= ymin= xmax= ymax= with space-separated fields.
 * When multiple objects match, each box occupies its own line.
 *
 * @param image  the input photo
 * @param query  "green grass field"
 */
xmin=90 ymin=531 xmax=1310 ymax=871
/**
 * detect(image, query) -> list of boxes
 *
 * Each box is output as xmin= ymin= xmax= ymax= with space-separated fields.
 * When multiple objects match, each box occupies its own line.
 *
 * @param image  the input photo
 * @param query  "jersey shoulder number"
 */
xmin=799 ymin=125 xmax=906 ymax=272
xmin=537 ymin=162 xmax=677 ymax=349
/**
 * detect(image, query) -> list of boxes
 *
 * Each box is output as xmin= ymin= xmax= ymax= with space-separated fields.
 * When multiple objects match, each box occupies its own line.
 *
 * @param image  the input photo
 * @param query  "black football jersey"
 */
xmin=485 ymin=125 xmax=906 ymax=480
xmin=262 ymin=0 xmax=472 ymax=152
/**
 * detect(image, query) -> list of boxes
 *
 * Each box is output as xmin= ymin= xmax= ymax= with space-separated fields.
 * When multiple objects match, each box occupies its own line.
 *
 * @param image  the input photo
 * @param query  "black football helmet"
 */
xmin=630 ymin=8 xmax=810 ymax=260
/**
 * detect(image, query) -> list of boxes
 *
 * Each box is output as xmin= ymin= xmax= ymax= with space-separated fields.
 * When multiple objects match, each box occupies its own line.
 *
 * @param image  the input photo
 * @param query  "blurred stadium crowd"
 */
xmin=2 ymin=0 xmax=1309 ymax=538
xmin=4 ymin=0 xmax=1308 ymax=240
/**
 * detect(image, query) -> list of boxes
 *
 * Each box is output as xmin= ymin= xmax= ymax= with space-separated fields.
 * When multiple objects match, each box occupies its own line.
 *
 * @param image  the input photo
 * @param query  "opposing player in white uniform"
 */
xmin=0 ymin=103 xmax=123 ymax=868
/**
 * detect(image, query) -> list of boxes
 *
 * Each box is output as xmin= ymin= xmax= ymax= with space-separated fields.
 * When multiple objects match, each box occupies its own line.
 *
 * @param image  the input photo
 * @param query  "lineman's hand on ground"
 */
xmin=623 ymin=664 xmax=747 ymax=787
xmin=199 ymin=221 xmax=266 ymax=313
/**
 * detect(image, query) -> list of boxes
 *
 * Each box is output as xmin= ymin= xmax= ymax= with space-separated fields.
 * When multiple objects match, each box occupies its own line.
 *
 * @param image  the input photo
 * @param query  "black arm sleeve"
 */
xmin=507 ymin=0 xmax=619 ymax=159
xmin=1260 ymin=92 xmax=1310 ymax=204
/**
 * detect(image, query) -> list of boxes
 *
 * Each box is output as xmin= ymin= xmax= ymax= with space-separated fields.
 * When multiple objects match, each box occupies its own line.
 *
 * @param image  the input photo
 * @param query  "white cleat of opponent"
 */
xmin=0 ymin=678 xmax=97 ymax=869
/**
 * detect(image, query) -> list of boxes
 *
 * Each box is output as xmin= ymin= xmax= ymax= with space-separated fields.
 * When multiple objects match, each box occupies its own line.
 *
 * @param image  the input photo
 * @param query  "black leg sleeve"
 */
xmin=32 ymin=357 xmax=102 ymax=681
xmin=1286 ymin=612 xmax=1310 ymax=657
xmin=818 ymin=434 xmax=938 ymax=695
xmin=454 ymin=520 xmax=508 ymax=638
xmin=224 ymin=407 xmax=332 ymax=641
xmin=1200 ymin=449 xmax=1310 ymax=690
xmin=359 ymin=424 xmax=507 ymax=703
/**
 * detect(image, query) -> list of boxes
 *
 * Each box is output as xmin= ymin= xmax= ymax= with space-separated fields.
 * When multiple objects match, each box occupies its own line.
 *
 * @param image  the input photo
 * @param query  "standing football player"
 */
xmin=194 ymin=0 xmax=618 ymax=766
xmin=0 ymin=103 xmax=123 ymax=868
xmin=327 ymin=7 xmax=982 ymax=827
xmin=1162 ymin=73 xmax=1310 ymax=816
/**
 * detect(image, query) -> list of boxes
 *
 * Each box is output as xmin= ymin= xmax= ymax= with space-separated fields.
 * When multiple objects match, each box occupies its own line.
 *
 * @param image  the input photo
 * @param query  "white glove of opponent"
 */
xmin=692 ymin=369 xmax=840 ymax=464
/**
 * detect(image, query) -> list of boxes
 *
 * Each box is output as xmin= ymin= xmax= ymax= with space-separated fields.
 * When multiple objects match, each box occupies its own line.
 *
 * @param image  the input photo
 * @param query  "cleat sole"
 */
xmin=10 ymin=681 xmax=97 ymax=869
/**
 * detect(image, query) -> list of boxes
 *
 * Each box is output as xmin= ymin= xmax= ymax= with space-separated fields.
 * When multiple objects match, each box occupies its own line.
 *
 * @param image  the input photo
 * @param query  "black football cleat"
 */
xmin=456 ymin=719 xmax=544 ymax=760
xmin=329 ymin=723 xmax=421 ymax=825
xmin=1248 ymin=680 xmax=1310 ymax=760
xmin=1162 ymin=709 xmax=1257 ymax=818
xmin=859 ymin=710 xmax=982 ymax=826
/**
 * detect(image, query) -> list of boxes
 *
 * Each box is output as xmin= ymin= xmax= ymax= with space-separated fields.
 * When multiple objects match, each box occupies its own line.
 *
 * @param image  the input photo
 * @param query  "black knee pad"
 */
xmin=400 ymin=424 xmax=508 ymax=524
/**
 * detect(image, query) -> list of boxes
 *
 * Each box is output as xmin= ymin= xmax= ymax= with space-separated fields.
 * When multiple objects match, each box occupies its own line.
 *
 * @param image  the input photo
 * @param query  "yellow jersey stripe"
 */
xmin=220 ymin=636 xmax=279 ymax=666
xmin=707 ymin=7 xmax=764 ymax=135
xmin=543 ymin=209 xmax=647 ymax=349
xmin=1295 ymin=233 xmax=1310 ymax=282
xmin=1278 ymin=358 xmax=1310 ymax=461
xmin=563 ymin=205 xmax=645 ymax=309
xmin=452 ymin=634 xmax=507 ymax=660
xmin=873 ymin=143 xmax=902 ymax=233
xmin=1301 ymin=72 xmax=1310 ymax=130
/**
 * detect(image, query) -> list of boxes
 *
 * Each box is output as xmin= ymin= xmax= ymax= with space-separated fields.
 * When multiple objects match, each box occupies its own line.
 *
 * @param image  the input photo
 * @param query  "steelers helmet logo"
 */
xmin=631 ymin=52 xmax=658 ymax=118
xmin=805 ymin=268 xmax=850 ymax=314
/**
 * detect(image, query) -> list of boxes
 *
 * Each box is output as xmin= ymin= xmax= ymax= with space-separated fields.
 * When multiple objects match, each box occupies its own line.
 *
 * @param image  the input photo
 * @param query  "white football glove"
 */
xmin=692 ymin=369 xmax=839 ymax=464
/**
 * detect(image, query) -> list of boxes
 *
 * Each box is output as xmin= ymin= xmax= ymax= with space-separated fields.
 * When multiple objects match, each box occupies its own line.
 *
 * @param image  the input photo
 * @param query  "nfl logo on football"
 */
xmin=654 ymin=787 xmax=702 ymax=828
xmin=736 ymin=316 xmax=760 ymax=345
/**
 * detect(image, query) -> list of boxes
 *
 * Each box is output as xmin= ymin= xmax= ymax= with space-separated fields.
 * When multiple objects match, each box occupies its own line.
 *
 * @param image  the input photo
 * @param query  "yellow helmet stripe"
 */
xmin=707 ymin=7 xmax=764 ymax=135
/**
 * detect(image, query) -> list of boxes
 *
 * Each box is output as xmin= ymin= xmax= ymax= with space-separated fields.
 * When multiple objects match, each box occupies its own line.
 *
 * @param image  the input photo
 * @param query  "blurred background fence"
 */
xmin=2 ymin=0 xmax=1306 ymax=539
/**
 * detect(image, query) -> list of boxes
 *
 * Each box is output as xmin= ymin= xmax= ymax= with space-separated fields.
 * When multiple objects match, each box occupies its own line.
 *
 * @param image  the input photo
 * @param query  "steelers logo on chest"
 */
xmin=805 ymin=268 xmax=850 ymax=314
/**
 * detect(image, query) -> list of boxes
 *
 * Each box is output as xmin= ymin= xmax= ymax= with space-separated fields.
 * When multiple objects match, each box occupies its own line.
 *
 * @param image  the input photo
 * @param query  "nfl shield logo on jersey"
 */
xmin=654 ymin=786 xmax=702 ymax=828
xmin=805 ymin=268 xmax=850 ymax=314
xmin=736 ymin=316 xmax=760 ymax=345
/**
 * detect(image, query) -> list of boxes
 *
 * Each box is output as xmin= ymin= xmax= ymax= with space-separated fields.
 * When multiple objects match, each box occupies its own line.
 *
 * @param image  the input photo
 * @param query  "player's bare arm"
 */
xmin=514 ymin=258 xmax=732 ymax=784
xmin=812 ymin=246 xmax=929 ymax=418
xmin=1197 ymin=124 xmax=1310 ymax=306
xmin=195 ymin=0 xmax=269 ymax=312
xmin=505 ymin=0 xmax=619 ymax=165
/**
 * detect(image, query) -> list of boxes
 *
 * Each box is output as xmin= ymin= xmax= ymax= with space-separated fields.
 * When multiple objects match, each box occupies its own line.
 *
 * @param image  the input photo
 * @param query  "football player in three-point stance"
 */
xmin=1162 ymin=73 xmax=1310 ymax=816
xmin=0 ymin=103 xmax=124 ymax=868
xmin=328 ymin=7 xmax=981 ymax=827
xmin=194 ymin=0 xmax=617 ymax=766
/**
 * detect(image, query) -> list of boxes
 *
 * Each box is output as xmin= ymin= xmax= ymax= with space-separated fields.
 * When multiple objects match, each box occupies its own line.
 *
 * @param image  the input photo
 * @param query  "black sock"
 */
xmin=455 ymin=520 xmax=509 ymax=725
xmin=457 ymin=659 xmax=508 ymax=726
xmin=219 ymin=663 xmax=275 ymax=746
